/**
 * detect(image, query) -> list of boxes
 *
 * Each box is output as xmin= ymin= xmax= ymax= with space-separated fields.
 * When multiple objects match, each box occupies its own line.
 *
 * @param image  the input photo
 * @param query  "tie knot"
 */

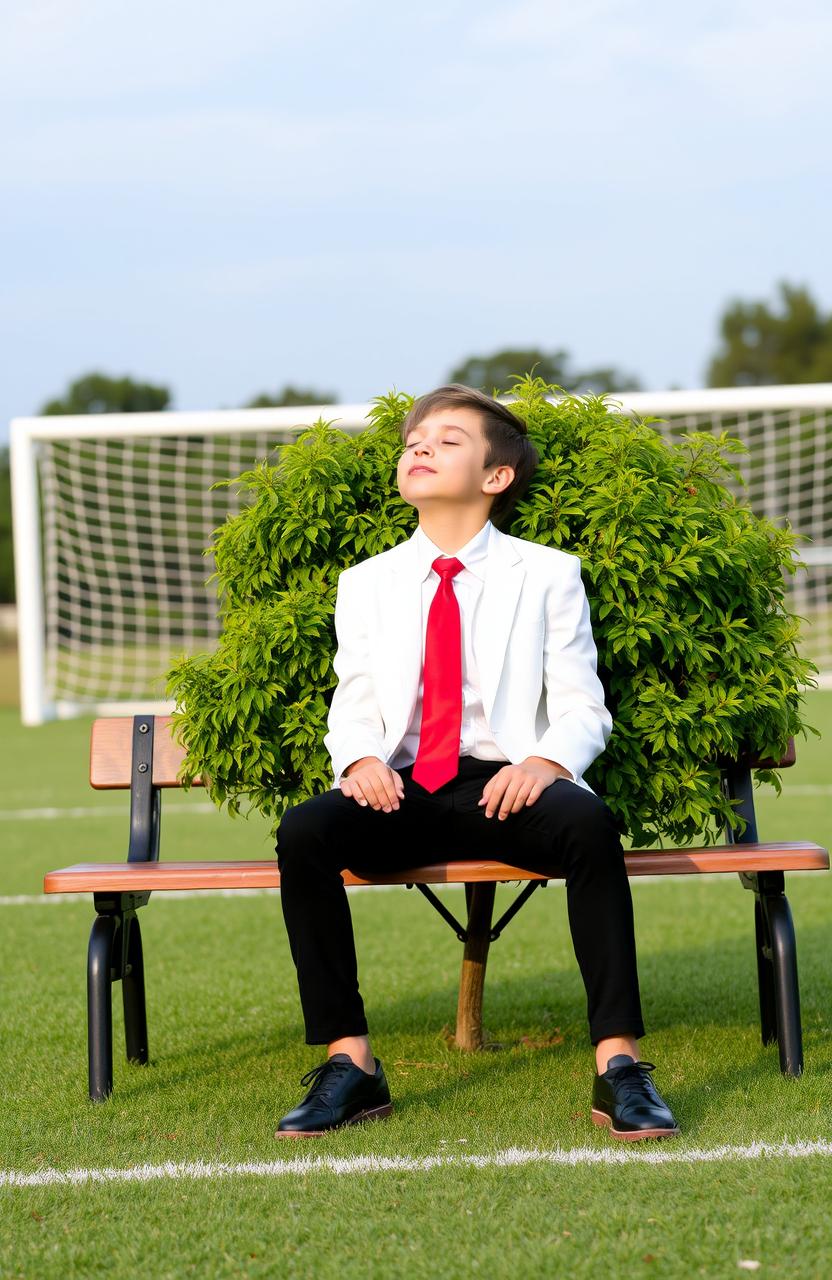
xmin=432 ymin=556 xmax=464 ymax=582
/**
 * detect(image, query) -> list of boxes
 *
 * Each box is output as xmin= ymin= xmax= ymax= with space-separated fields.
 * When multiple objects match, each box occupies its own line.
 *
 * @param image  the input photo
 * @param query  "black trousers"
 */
xmin=275 ymin=755 xmax=645 ymax=1046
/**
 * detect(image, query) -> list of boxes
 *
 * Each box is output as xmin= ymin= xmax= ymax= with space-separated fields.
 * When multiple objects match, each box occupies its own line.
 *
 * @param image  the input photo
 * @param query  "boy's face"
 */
xmin=397 ymin=405 xmax=512 ymax=513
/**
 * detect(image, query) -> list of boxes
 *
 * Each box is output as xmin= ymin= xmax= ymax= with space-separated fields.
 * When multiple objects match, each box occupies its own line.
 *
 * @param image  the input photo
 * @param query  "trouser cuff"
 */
xmin=589 ymin=1017 xmax=646 ymax=1047
xmin=304 ymin=1017 xmax=369 ymax=1046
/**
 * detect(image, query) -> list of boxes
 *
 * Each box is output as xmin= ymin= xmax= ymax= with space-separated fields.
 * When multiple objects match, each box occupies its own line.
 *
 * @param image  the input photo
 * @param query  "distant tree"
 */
xmin=41 ymin=373 xmax=171 ymax=415
xmin=449 ymin=348 xmax=571 ymax=391
xmin=574 ymin=364 xmax=643 ymax=394
xmin=2 ymin=376 xmax=172 ymax=605
xmin=245 ymin=386 xmax=338 ymax=408
xmin=707 ymin=282 xmax=832 ymax=387
xmin=447 ymin=347 xmax=642 ymax=395
xmin=0 ymin=448 xmax=12 ymax=604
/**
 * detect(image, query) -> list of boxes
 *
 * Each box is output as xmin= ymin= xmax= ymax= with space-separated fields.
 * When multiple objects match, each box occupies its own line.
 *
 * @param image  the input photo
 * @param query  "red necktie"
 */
xmin=412 ymin=556 xmax=465 ymax=793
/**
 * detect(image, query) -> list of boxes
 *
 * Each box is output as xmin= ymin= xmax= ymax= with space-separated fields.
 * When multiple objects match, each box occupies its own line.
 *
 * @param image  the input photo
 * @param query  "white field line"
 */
xmin=3 ymin=1140 xmax=832 ymax=1188
xmin=2 ymin=784 xmax=831 ymax=823
xmin=0 ymin=890 xmax=272 ymax=905
xmin=0 ymin=885 xmax=392 ymax=906
xmin=775 ymin=784 xmax=832 ymax=795
xmin=0 ymin=804 xmax=218 ymax=820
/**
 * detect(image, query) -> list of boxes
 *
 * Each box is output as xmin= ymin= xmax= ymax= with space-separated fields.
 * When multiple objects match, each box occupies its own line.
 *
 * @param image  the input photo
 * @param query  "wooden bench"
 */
xmin=44 ymin=715 xmax=828 ymax=1100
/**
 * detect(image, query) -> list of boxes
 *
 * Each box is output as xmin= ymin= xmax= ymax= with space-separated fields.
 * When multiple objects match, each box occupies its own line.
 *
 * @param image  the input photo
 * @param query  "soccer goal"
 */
xmin=10 ymin=386 xmax=832 ymax=724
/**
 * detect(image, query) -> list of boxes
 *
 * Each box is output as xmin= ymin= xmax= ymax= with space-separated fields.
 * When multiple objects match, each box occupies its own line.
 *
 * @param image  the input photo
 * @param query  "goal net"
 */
xmin=640 ymin=387 xmax=832 ymax=687
xmin=10 ymin=388 xmax=832 ymax=724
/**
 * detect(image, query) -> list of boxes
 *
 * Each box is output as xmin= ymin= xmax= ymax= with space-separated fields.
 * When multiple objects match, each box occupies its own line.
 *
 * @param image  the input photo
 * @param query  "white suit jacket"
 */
xmin=323 ymin=524 xmax=612 ymax=795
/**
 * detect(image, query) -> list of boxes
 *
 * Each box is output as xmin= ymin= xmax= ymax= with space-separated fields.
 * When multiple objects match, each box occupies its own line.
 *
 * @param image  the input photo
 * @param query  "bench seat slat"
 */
xmin=43 ymin=842 xmax=829 ymax=894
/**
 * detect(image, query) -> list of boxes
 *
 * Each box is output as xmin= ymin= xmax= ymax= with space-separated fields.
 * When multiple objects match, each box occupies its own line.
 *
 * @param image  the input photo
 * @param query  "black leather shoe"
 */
xmin=591 ymin=1055 xmax=680 ymax=1140
xmin=276 ymin=1054 xmax=393 ymax=1138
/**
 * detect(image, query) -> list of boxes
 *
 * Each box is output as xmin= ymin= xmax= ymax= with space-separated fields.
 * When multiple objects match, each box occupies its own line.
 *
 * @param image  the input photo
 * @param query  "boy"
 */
xmin=275 ymin=384 xmax=678 ymax=1140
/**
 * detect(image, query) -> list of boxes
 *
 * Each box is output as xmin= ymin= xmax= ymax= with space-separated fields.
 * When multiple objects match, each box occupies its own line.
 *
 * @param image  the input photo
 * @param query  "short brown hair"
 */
xmin=400 ymin=384 xmax=538 ymax=529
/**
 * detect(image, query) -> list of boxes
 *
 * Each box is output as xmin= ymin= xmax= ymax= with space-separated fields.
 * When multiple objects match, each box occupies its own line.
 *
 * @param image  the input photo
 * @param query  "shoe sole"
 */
xmin=275 ymin=1102 xmax=393 ymax=1139
xmin=591 ymin=1107 xmax=680 ymax=1141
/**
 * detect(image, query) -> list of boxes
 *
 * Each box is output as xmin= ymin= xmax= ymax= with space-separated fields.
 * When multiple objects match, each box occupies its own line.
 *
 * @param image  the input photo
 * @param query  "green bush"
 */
xmin=167 ymin=378 xmax=817 ymax=846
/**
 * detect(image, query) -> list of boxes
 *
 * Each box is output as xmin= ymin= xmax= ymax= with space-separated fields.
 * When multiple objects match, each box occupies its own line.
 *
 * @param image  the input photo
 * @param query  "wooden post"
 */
xmin=455 ymin=882 xmax=496 ymax=1051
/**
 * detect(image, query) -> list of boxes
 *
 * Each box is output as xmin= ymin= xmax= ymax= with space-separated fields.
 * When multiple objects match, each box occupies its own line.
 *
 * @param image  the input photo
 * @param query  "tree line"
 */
xmin=2 ymin=280 xmax=831 ymax=604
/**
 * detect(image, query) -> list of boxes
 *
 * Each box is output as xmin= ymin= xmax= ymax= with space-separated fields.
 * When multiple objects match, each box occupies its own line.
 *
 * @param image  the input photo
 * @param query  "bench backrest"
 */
xmin=90 ymin=715 xmax=796 ymax=792
xmin=91 ymin=716 xmax=199 ymax=789
xmin=91 ymin=714 xmax=798 ymax=864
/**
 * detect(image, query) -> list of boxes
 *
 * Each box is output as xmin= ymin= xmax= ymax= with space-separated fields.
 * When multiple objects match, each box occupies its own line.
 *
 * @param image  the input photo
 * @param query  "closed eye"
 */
xmin=404 ymin=441 xmax=459 ymax=449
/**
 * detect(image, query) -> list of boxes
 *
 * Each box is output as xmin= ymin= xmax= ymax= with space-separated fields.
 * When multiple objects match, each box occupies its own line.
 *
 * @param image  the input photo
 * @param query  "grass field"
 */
xmin=1 ymin=688 xmax=830 ymax=1278
xmin=0 ymin=645 xmax=18 ymax=709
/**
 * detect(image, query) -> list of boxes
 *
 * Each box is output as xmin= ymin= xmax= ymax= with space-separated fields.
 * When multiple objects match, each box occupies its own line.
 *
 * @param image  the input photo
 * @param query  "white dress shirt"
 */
xmin=328 ymin=520 xmax=607 ymax=791
xmin=388 ymin=519 xmax=511 ymax=771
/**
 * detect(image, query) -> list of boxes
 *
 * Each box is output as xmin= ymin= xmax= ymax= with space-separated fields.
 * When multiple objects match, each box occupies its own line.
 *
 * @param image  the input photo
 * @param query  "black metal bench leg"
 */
xmin=88 ymin=914 xmax=117 ymax=1101
xmin=766 ymin=894 xmax=803 ymax=1077
xmin=122 ymin=914 xmax=149 ymax=1066
xmin=754 ymin=897 xmax=777 ymax=1047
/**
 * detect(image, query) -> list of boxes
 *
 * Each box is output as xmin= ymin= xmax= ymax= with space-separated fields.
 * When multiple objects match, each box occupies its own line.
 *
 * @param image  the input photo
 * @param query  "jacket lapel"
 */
xmin=477 ymin=526 xmax=525 ymax=722
xmin=379 ymin=535 xmax=423 ymax=744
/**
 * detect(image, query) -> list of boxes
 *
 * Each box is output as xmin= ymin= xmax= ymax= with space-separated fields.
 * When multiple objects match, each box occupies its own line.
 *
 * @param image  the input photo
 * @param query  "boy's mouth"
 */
xmin=409 ymin=466 xmax=436 ymax=475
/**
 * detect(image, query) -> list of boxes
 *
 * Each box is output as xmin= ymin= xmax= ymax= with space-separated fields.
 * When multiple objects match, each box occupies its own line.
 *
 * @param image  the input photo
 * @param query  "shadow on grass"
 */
xmin=105 ymin=918 xmax=832 ymax=1128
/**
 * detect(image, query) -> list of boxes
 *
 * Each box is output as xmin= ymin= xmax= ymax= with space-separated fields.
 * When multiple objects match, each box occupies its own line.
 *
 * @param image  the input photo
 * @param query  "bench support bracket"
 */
xmin=86 ymin=714 xmax=161 ymax=1100
xmin=412 ymin=884 xmax=467 ymax=941
xmin=725 ymin=759 xmax=803 ymax=1078
xmin=410 ymin=879 xmax=548 ymax=1051
xmin=88 ymin=892 xmax=150 ymax=1101
xmin=740 ymin=870 xmax=802 ymax=1077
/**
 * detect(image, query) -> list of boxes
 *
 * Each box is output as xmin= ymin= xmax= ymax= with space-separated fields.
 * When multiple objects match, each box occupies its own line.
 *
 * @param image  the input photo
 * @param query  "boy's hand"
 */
xmin=478 ymin=756 xmax=572 ymax=820
xmin=341 ymin=757 xmax=404 ymax=812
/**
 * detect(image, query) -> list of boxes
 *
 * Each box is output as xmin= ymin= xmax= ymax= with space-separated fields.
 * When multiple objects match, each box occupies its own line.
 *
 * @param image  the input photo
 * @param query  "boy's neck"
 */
xmin=418 ymin=511 xmax=492 ymax=556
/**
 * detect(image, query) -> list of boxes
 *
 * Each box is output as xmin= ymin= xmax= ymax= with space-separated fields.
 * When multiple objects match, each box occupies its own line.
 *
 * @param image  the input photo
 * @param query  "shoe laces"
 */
xmin=607 ymin=1059 xmax=662 ymax=1106
xmin=299 ymin=1058 xmax=354 ymax=1104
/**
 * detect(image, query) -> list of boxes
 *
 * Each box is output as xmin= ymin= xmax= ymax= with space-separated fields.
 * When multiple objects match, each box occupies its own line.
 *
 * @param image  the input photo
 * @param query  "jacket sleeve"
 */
xmin=323 ymin=568 xmax=387 ymax=787
xmin=532 ymin=555 xmax=612 ymax=782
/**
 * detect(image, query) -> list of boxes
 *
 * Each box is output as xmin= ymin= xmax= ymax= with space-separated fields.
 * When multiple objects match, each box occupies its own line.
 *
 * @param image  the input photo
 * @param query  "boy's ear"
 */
xmin=484 ymin=465 xmax=515 ymax=495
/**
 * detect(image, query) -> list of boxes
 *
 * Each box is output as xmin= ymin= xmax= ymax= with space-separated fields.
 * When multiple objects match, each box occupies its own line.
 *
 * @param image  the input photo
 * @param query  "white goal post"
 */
xmin=11 ymin=386 xmax=832 ymax=725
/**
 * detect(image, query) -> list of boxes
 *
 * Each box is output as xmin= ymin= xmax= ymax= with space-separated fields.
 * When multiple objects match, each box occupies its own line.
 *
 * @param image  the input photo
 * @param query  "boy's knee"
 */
xmin=276 ymin=798 xmax=319 ymax=870
xmin=559 ymin=788 xmax=621 ymax=851
xmin=275 ymin=794 xmax=347 ymax=873
xmin=275 ymin=801 xmax=303 ymax=850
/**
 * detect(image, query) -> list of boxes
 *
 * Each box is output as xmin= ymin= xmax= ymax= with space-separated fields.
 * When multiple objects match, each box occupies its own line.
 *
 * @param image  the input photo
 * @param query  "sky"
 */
xmin=2 ymin=0 xmax=831 ymax=441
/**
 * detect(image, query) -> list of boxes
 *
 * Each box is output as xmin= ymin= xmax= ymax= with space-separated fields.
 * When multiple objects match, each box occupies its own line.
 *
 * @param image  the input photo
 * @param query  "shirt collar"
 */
xmin=415 ymin=519 xmax=492 ymax=583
